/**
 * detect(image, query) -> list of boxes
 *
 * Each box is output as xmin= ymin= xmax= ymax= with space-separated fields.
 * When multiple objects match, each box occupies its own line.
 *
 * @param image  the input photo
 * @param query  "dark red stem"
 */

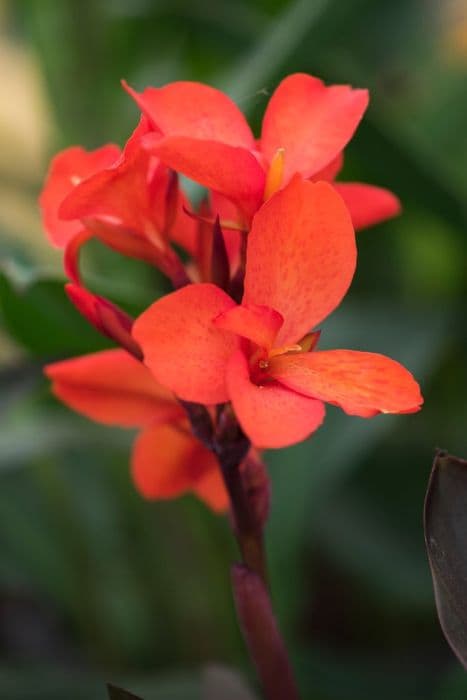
xmin=181 ymin=401 xmax=300 ymax=700
xmin=232 ymin=565 xmax=301 ymax=700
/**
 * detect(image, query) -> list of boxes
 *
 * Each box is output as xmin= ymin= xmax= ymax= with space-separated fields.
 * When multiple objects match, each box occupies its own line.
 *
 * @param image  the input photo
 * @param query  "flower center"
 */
xmin=249 ymin=341 xmax=309 ymax=386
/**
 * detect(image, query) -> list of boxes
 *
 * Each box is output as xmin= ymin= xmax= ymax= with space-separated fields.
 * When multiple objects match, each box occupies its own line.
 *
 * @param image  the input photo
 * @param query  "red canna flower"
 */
xmin=45 ymin=349 xmax=228 ymax=512
xmin=202 ymin=157 xmax=401 ymax=279
xmin=39 ymin=118 xmax=196 ymax=286
xmin=123 ymin=72 xmax=399 ymax=230
xmin=39 ymin=143 xmax=121 ymax=249
xmin=132 ymin=177 xmax=422 ymax=449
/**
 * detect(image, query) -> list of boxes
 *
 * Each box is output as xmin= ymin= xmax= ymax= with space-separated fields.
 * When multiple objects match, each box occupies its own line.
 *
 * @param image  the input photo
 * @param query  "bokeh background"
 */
xmin=1 ymin=0 xmax=467 ymax=698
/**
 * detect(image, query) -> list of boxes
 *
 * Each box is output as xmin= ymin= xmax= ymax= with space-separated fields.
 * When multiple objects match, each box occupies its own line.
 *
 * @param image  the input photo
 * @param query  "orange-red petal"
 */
xmin=243 ymin=177 xmax=356 ymax=346
xmin=60 ymin=147 xmax=160 ymax=234
xmin=311 ymin=152 xmax=344 ymax=182
xmin=261 ymin=73 xmax=368 ymax=183
xmin=39 ymin=144 xmax=121 ymax=248
xmin=143 ymin=134 xmax=265 ymax=221
xmin=269 ymin=349 xmax=423 ymax=417
xmin=213 ymin=303 xmax=283 ymax=350
xmin=75 ymin=219 xmax=166 ymax=267
xmin=132 ymin=283 xmax=239 ymax=404
xmin=334 ymin=183 xmax=401 ymax=230
xmin=191 ymin=464 xmax=230 ymax=513
xmin=123 ymin=80 xmax=255 ymax=148
xmin=226 ymin=350 xmax=325 ymax=448
xmin=132 ymin=423 xmax=228 ymax=512
xmin=45 ymin=349 xmax=183 ymax=428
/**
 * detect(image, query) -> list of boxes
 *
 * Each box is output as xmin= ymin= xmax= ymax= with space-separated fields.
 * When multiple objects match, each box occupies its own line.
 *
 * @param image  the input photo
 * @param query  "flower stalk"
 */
xmin=232 ymin=565 xmax=301 ymax=700
xmin=182 ymin=399 xmax=299 ymax=699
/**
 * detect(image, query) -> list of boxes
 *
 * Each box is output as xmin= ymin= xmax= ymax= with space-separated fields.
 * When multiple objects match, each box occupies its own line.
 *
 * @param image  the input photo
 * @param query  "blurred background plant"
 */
xmin=0 ymin=0 xmax=466 ymax=698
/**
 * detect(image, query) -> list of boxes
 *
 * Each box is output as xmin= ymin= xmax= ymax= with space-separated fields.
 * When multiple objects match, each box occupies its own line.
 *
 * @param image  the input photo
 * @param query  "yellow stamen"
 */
xmin=298 ymin=331 xmax=321 ymax=353
xmin=264 ymin=148 xmax=285 ymax=200
xmin=268 ymin=343 xmax=302 ymax=359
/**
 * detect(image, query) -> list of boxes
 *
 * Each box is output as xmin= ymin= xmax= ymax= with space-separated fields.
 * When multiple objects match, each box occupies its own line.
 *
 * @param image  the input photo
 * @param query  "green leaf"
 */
xmin=0 ymin=271 xmax=109 ymax=355
xmin=424 ymin=450 xmax=467 ymax=668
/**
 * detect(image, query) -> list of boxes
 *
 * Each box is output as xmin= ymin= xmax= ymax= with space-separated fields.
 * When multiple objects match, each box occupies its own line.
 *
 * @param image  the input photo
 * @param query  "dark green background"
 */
xmin=0 ymin=0 xmax=466 ymax=697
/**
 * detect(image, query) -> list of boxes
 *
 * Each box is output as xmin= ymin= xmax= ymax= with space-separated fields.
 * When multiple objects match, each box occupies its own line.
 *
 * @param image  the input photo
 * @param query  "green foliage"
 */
xmin=0 ymin=271 xmax=109 ymax=355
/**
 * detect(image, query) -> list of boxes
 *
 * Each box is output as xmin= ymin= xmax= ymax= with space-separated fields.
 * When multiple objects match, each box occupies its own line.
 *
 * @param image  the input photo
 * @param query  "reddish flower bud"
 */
xmin=65 ymin=284 xmax=143 ymax=360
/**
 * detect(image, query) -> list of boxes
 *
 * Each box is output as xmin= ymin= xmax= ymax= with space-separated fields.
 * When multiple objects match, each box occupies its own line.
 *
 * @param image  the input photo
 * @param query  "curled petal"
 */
xmin=261 ymin=73 xmax=368 ymax=182
xmin=133 ymin=283 xmax=239 ymax=404
xmin=60 ymin=147 xmax=161 ymax=234
xmin=132 ymin=423 xmax=228 ymax=512
xmin=227 ymin=350 xmax=325 ymax=448
xmin=79 ymin=219 xmax=166 ymax=267
xmin=269 ymin=349 xmax=423 ymax=417
xmin=39 ymin=144 xmax=120 ymax=247
xmin=123 ymin=80 xmax=255 ymax=148
xmin=334 ymin=183 xmax=401 ymax=230
xmin=45 ymin=349 xmax=182 ymax=428
xmin=144 ymin=134 xmax=265 ymax=221
xmin=214 ymin=303 xmax=283 ymax=350
xmin=243 ymin=177 xmax=356 ymax=346
xmin=123 ymin=114 xmax=153 ymax=158
xmin=63 ymin=229 xmax=93 ymax=284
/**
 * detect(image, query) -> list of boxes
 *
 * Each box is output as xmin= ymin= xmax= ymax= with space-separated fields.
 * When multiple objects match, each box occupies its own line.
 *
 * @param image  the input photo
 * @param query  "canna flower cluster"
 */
xmin=41 ymin=73 xmax=422 ymax=512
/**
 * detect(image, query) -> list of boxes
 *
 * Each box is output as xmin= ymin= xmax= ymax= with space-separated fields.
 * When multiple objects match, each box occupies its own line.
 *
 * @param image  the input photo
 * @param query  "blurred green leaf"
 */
xmin=267 ymin=302 xmax=449 ymax=628
xmin=436 ymin=666 xmax=467 ymax=700
xmin=313 ymin=487 xmax=432 ymax=607
xmin=220 ymin=0 xmax=331 ymax=101
xmin=0 ymin=666 xmax=202 ymax=700
xmin=0 ymin=271 xmax=109 ymax=355
xmin=295 ymin=646 xmax=439 ymax=700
